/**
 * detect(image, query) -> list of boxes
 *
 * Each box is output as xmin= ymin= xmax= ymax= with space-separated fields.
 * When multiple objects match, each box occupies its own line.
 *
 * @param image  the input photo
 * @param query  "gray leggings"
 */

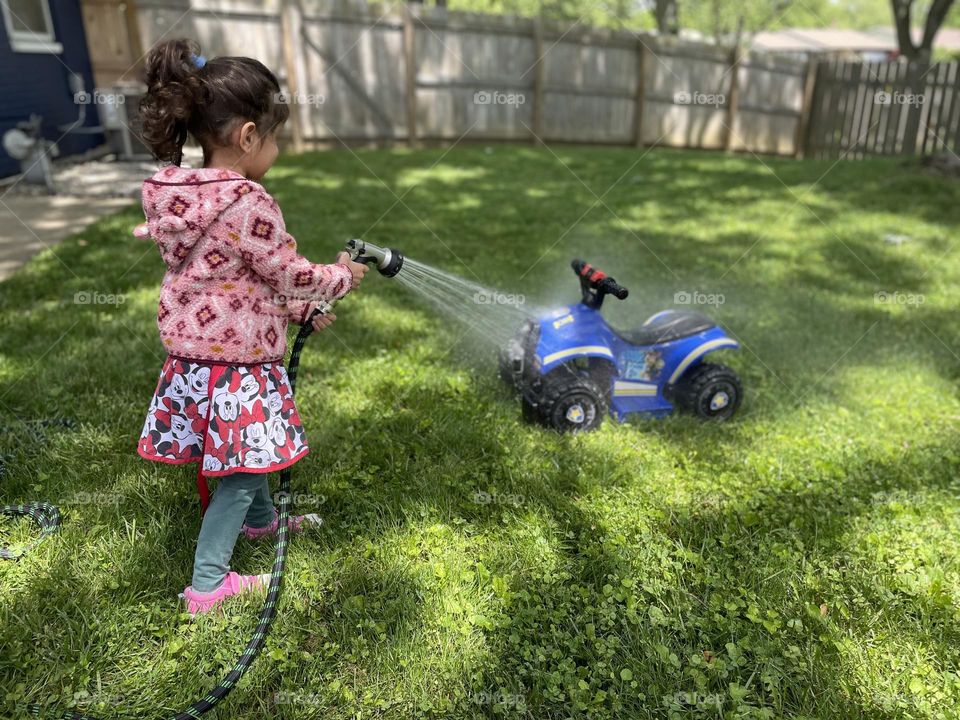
xmin=192 ymin=471 xmax=275 ymax=592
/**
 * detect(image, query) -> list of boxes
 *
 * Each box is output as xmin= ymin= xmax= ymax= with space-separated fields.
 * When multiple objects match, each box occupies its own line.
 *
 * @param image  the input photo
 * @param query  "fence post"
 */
xmin=532 ymin=16 xmax=545 ymax=144
xmin=280 ymin=0 xmax=304 ymax=153
xmin=403 ymin=4 xmax=419 ymax=148
xmin=795 ymin=56 xmax=819 ymax=159
xmin=723 ymin=44 xmax=742 ymax=152
xmin=633 ymin=37 xmax=647 ymax=147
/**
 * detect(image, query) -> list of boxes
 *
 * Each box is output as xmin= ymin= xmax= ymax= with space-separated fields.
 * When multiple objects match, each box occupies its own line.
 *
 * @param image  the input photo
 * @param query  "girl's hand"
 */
xmin=311 ymin=310 xmax=336 ymax=332
xmin=335 ymin=252 xmax=370 ymax=289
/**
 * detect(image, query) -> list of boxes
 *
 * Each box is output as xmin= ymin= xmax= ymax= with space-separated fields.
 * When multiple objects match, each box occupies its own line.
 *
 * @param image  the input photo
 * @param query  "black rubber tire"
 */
xmin=672 ymin=362 xmax=742 ymax=421
xmin=521 ymin=394 xmax=540 ymax=424
xmin=538 ymin=371 xmax=608 ymax=433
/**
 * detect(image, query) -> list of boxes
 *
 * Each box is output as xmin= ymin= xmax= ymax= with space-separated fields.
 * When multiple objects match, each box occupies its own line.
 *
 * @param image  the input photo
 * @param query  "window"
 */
xmin=2 ymin=0 xmax=62 ymax=54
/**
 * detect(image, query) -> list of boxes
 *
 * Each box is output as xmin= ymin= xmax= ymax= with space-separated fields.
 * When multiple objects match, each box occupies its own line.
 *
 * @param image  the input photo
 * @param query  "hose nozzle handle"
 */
xmin=302 ymin=239 xmax=405 ymax=332
xmin=344 ymin=239 xmax=404 ymax=277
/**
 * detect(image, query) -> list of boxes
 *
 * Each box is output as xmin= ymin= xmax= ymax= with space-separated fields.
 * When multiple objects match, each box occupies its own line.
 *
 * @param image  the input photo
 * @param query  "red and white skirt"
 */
xmin=137 ymin=356 xmax=309 ymax=477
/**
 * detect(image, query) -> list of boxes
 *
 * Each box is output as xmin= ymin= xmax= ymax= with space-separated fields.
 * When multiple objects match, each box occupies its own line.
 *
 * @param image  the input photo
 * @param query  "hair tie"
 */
xmin=191 ymin=53 xmax=207 ymax=69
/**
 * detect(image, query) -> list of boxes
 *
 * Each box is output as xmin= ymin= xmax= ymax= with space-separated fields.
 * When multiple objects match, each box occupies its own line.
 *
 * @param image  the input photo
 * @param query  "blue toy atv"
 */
xmin=499 ymin=259 xmax=743 ymax=432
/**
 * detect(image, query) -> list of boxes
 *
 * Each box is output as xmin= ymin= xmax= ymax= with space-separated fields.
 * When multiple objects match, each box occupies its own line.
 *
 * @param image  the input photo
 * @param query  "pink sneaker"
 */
xmin=240 ymin=513 xmax=322 ymax=540
xmin=181 ymin=571 xmax=270 ymax=615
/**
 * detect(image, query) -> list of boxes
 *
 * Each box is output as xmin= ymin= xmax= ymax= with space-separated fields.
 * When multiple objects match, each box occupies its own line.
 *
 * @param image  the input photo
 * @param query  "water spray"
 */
xmin=331 ymin=240 xmax=534 ymax=350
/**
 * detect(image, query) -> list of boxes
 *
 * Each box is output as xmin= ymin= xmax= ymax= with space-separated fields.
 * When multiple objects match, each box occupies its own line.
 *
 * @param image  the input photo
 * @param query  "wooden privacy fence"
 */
xmin=130 ymin=0 xmax=960 ymax=159
xmin=805 ymin=58 xmax=960 ymax=159
xmin=133 ymin=0 xmax=807 ymax=155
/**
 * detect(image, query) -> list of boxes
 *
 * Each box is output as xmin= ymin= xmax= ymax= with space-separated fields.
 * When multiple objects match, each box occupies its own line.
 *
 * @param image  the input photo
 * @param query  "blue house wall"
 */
xmin=0 ymin=0 xmax=102 ymax=178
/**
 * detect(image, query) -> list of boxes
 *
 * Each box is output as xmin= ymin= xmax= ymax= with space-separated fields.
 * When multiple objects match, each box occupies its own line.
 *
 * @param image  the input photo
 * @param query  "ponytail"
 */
xmin=139 ymin=38 xmax=289 ymax=166
xmin=140 ymin=39 xmax=204 ymax=165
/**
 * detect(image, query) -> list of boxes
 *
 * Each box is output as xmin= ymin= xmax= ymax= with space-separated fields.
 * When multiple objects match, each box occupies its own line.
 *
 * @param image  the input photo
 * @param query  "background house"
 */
xmin=751 ymin=28 xmax=897 ymax=62
xmin=752 ymin=26 xmax=960 ymax=62
xmin=0 ymin=0 xmax=104 ymax=177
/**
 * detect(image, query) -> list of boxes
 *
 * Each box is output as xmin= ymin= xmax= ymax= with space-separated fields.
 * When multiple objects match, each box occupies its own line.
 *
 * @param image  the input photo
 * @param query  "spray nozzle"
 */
xmin=299 ymin=240 xmax=404 ymax=330
xmin=344 ymin=239 xmax=404 ymax=278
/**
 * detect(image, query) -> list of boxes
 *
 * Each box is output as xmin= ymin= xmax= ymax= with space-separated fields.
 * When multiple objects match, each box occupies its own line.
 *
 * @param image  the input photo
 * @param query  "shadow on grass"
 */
xmin=1 ymin=364 xmax=957 ymax=717
xmin=0 ymin=147 xmax=955 ymax=418
xmin=1 ymin=146 xmax=959 ymax=718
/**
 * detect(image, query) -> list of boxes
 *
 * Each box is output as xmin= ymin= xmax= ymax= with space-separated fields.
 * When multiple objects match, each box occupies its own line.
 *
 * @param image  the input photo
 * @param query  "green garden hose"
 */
xmin=0 ymin=502 xmax=62 ymax=561
xmin=4 ymin=310 xmax=324 ymax=719
xmin=1 ymin=418 xmax=73 ymax=560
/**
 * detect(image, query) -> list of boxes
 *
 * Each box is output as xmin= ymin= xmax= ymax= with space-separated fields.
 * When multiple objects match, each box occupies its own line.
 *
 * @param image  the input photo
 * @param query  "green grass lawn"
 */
xmin=1 ymin=146 xmax=959 ymax=719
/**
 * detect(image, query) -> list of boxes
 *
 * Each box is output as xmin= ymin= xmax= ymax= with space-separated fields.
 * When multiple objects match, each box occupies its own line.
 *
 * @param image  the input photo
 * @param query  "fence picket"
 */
xmin=129 ymin=0 xmax=960 ymax=159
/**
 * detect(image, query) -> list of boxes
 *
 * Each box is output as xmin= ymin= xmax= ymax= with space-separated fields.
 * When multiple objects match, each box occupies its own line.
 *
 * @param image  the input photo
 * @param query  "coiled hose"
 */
xmin=1 ymin=418 xmax=73 ymax=559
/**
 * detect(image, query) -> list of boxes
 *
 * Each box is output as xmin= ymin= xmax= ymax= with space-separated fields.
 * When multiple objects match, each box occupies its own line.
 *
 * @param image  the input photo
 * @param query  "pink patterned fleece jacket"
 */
xmin=136 ymin=166 xmax=353 ymax=365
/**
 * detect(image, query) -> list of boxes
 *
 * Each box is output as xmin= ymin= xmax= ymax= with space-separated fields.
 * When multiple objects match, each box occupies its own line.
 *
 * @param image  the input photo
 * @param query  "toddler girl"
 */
xmin=134 ymin=39 xmax=368 ymax=614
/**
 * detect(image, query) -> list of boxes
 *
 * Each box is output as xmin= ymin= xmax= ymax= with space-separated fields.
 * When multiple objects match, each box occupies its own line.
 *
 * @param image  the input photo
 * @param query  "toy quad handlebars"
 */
xmin=571 ymin=259 xmax=629 ymax=309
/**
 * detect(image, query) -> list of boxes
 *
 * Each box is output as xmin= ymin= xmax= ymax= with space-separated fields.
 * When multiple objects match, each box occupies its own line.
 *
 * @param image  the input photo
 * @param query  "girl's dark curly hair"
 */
xmin=139 ymin=38 xmax=289 ymax=165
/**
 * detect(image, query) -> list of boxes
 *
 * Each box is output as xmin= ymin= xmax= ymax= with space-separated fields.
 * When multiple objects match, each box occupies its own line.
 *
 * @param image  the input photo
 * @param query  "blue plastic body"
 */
xmin=534 ymin=305 xmax=739 ymax=421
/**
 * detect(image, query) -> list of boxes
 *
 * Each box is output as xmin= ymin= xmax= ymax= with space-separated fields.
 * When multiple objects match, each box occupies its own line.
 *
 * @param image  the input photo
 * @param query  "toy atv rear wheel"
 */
xmin=538 ymin=372 xmax=608 ymax=433
xmin=673 ymin=362 xmax=742 ymax=421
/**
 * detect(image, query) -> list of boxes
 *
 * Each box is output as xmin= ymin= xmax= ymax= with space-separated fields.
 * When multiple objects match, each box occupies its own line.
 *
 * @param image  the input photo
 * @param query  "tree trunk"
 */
xmin=921 ymin=0 xmax=954 ymax=54
xmin=711 ymin=0 xmax=722 ymax=44
xmin=891 ymin=0 xmax=955 ymax=60
xmin=656 ymin=0 xmax=679 ymax=35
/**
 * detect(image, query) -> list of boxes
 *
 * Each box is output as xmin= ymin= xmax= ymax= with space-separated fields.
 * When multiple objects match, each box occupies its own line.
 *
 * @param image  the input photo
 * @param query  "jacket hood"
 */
xmin=134 ymin=166 xmax=256 ymax=270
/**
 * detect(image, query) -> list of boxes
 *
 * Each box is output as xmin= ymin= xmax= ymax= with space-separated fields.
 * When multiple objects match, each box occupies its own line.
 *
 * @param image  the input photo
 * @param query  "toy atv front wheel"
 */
xmin=673 ymin=362 xmax=742 ymax=421
xmin=537 ymin=373 xmax=608 ymax=433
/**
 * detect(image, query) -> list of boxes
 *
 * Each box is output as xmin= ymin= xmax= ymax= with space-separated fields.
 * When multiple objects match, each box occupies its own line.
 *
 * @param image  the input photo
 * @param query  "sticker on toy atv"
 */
xmin=619 ymin=349 xmax=664 ymax=381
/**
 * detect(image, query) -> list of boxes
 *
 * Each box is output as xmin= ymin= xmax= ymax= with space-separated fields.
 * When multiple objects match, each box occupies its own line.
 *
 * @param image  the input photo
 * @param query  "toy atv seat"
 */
xmin=613 ymin=310 xmax=716 ymax=346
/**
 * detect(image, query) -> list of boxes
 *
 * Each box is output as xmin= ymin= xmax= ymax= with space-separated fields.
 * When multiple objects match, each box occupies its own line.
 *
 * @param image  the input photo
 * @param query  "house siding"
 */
xmin=0 ymin=0 xmax=102 ymax=178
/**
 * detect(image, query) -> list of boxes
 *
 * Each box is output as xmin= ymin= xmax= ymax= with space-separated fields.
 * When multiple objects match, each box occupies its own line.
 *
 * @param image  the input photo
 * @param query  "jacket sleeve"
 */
xmin=285 ymin=298 xmax=313 ymax=326
xmin=233 ymin=188 xmax=353 ymax=304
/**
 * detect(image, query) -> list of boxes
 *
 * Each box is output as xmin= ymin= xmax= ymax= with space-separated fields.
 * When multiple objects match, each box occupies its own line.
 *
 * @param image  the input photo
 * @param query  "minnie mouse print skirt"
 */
xmin=137 ymin=356 xmax=309 ymax=476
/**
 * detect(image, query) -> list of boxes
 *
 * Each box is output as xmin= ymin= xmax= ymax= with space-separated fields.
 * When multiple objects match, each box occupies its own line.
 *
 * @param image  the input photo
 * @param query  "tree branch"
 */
xmin=921 ymin=0 xmax=954 ymax=52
